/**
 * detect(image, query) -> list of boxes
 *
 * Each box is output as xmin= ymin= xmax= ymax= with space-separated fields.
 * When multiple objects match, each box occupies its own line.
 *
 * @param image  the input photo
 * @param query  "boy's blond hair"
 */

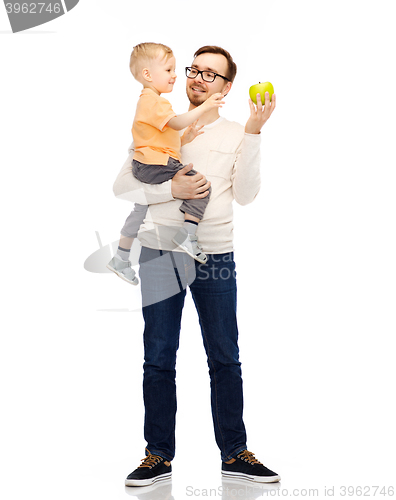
xmin=130 ymin=42 xmax=174 ymax=80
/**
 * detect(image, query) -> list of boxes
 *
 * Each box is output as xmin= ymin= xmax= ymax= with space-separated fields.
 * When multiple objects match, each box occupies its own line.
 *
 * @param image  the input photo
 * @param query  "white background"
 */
xmin=1 ymin=1 xmax=395 ymax=499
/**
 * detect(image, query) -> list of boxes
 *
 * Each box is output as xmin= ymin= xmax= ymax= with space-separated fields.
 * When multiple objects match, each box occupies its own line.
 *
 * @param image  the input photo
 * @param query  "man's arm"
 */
xmin=113 ymin=143 xmax=174 ymax=205
xmin=232 ymin=91 xmax=277 ymax=205
xmin=231 ymin=133 xmax=262 ymax=205
xmin=113 ymin=143 xmax=211 ymax=203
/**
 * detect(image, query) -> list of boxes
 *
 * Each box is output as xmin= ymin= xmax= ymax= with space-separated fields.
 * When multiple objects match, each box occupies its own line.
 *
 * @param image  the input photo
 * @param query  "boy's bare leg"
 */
xmin=120 ymin=235 xmax=134 ymax=248
xmin=183 ymin=214 xmax=200 ymax=235
xmin=119 ymin=235 xmax=134 ymax=259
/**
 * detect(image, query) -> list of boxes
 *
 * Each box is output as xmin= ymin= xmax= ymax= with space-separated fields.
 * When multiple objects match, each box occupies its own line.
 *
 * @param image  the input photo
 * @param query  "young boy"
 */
xmin=107 ymin=42 xmax=224 ymax=285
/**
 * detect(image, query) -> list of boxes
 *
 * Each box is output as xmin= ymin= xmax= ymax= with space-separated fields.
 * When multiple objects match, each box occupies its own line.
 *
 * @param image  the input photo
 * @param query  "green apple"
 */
xmin=249 ymin=82 xmax=274 ymax=105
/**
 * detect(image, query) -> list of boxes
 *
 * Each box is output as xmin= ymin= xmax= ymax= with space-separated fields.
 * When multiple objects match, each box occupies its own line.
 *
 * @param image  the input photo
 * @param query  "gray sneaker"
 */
xmin=106 ymin=255 xmax=139 ymax=285
xmin=172 ymin=228 xmax=208 ymax=264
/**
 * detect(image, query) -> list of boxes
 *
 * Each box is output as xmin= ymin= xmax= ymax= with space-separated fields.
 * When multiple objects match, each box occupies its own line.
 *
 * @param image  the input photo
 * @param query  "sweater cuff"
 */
xmin=242 ymin=132 xmax=262 ymax=153
xmin=144 ymin=179 xmax=174 ymax=205
xmin=244 ymin=132 xmax=262 ymax=139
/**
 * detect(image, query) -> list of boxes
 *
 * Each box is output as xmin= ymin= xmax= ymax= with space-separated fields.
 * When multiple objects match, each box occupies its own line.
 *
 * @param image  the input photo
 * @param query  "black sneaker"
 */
xmin=221 ymin=450 xmax=280 ymax=483
xmin=125 ymin=453 xmax=172 ymax=487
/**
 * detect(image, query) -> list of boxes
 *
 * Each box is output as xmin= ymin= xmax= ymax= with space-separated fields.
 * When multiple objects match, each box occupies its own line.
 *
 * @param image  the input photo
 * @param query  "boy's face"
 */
xmin=146 ymin=53 xmax=177 ymax=94
xmin=186 ymin=53 xmax=232 ymax=107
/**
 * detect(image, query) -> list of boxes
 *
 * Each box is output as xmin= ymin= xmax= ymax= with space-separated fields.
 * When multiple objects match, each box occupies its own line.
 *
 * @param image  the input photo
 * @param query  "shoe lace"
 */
xmin=137 ymin=453 xmax=163 ymax=469
xmin=237 ymin=450 xmax=263 ymax=465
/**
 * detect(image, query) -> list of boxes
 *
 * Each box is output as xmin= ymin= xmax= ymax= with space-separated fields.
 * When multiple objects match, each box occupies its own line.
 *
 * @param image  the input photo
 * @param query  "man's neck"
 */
xmin=188 ymin=103 xmax=221 ymax=126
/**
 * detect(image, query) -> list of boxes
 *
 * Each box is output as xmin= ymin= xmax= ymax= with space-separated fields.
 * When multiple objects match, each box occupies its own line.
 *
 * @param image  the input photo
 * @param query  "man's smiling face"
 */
xmin=186 ymin=53 xmax=232 ymax=107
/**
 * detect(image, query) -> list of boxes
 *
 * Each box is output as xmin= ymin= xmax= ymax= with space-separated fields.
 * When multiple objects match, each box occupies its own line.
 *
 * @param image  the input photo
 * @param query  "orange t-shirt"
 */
xmin=132 ymin=88 xmax=181 ymax=165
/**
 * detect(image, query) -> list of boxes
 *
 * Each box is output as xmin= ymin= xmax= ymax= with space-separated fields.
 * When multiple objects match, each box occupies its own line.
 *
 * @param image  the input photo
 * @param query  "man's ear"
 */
xmin=222 ymin=81 xmax=232 ymax=97
xmin=142 ymin=68 xmax=152 ymax=82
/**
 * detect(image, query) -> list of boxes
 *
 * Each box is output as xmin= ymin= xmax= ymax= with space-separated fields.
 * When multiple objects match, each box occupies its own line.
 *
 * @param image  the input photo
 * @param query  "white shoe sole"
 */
xmin=171 ymin=239 xmax=208 ymax=264
xmin=221 ymin=470 xmax=281 ymax=483
xmin=106 ymin=264 xmax=139 ymax=285
xmin=125 ymin=471 xmax=172 ymax=487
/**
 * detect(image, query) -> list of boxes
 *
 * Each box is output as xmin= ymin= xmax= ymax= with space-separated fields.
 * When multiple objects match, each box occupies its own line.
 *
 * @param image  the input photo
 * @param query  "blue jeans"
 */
xmin=138 ymin=247 xmax=247 ymax=462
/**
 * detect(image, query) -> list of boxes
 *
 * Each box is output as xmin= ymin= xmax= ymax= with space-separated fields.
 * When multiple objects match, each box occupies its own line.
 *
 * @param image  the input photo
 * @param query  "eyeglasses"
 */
xmin=185 ymin=67 xmax=230 ymax=83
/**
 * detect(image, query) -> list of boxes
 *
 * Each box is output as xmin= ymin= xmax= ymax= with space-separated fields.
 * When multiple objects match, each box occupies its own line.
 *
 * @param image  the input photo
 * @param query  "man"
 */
xmin=113 ymin=46 xmax=278 ymax=486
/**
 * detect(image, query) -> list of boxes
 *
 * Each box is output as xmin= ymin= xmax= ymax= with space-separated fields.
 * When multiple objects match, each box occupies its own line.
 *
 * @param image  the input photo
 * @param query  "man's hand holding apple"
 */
xmin=245 ymin=91 xmax=276 ymax=134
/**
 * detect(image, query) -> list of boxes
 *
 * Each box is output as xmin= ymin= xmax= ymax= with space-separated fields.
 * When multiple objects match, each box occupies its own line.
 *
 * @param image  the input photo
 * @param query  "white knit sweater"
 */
xmin=112 ymin=117 xmax=262 ymax=254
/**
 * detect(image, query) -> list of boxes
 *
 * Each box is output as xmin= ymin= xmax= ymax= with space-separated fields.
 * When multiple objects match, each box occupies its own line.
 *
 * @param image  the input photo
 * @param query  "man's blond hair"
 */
xmin=130 ymin=43 xmax=174 ymax=80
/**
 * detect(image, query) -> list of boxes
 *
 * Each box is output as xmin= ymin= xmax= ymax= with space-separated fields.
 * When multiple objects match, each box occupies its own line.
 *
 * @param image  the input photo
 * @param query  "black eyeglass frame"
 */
xmin=185 ymin=66 xmax=230 ymax=83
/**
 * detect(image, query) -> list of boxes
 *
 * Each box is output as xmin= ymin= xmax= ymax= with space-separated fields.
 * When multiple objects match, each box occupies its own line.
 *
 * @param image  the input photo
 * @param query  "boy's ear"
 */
xmin=142 ymin=68 xmax=152 ymax=82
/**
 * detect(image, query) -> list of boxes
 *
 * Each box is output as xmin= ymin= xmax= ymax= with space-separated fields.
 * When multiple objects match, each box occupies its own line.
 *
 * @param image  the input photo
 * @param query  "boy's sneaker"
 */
xmin=106 ymin=254 xmax=139 ymax=285
xmin=125 ymin=453 xmax=172 ymax=486
xmin=172 ymin=228 xmax=208 ymax=264
xmin=221 ymin=450 xmax=281 ymax=483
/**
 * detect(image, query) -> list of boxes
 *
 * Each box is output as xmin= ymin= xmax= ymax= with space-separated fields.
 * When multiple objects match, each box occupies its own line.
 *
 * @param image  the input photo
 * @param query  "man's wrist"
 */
xmin=170 ymin=178 xmax=178 ymax=199
xmin=244 ymin=129 xmax=262 ymax=137
xmin=245 ymin=123 xmax=264 ymax=134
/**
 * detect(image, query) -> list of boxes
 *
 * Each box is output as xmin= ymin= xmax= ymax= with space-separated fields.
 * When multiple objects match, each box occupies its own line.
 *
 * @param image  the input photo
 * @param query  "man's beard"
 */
xmin=186 ymin=86 xmax=207 ymax=107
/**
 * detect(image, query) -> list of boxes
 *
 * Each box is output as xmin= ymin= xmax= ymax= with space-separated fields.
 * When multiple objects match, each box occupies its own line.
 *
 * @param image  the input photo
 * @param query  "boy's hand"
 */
xmin=202 ymin=92 xmax=225 ymax=110
xmin=181 ymin=120 xmax=205 ymax=146
xmin=245 ymin=91 xmax=276 ymax=134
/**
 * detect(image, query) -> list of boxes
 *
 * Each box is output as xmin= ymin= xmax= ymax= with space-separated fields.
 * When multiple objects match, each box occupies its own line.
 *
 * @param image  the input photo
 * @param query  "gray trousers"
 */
xmin=120 ymin=158 xmax=211 ymax=239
